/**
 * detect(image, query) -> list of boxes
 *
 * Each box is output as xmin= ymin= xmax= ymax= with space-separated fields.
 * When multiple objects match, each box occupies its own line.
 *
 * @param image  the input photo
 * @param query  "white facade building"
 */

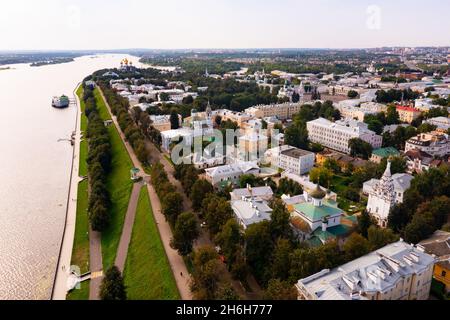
xmin=231 ymin=196 xmax=272 ymax=229
xmin=230 ymin=185 xmax=274 ymax=201
xmin=405 ymin=131 xmax=450 ymax=158
xmin=366 ymin=162 xmax=407 ymax=228
xmin=296 ymin=240 xmax=435 ymax=300
xmin=279 ymin=147 xmax=315 ymax=175
xmin=425 ymin=117 xmax=450 ymax=131
xmin=364 ymin=172 xmax=413 ymax=206
xmin=307 ymin=118 xmax=382 ymax=154
xmin=160 ymin=128 xmax=193 ymax=152
xmin=204 ymin=162 xmax=260 ymax=187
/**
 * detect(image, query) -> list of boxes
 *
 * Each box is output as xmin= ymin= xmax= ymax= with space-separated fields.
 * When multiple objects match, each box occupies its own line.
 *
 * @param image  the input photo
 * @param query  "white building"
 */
xmin=204 ymin=161 xmax=260 ymax=187
xmin=160 ymin=128 xmax=193 ymax=152
xmin=296 ymin=240 xmax=435 ymax=300
xmin=415 ymin=98 xmax=436 ymax=112
xmin=230 ymin=185 xmax=274 ymax=201
xmin=307 ymin=118 xmax=383 ymax=154
xmin=278 ymin=147 xmax=315 ymax=175
xmin=405 ymin=131 xmax=450 ymax=157
xmin=366 ymin=162 xmax=410 ymax=228
xmin=231 ymin=196 xmax=272 ymax=229
xmin=364 ymin=171 xmax=413 ymax=207
xmin=245 ymin=102 xmax=303 ymax=120
xmin=425 ymin=117 xmax=450 ymax=131
xmin=264 ymin=145 xmax=293 ymax=167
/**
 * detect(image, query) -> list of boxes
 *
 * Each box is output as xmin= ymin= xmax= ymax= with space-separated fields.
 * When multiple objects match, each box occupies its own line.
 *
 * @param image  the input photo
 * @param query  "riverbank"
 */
xmin=51 ymin=83 xmax=83 ymax=300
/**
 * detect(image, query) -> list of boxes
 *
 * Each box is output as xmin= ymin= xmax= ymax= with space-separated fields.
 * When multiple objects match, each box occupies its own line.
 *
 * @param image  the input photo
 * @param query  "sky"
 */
xmin=1 ymin=0 xmax=449 ymax=51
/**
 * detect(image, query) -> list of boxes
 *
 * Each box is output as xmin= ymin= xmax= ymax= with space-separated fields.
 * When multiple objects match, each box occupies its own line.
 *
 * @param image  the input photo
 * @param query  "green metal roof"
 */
xmin=372 ymin=147 xmax=400 ymax=159
xmin=294 ymin=201 xmax=343 ymax=222
xmin=307 ymin=236 xmax=324 ymax=248
xmin=309 ymin=225 xmax=351 ymax=246
xmin=326 ymin=224 xmax=351 ymax=237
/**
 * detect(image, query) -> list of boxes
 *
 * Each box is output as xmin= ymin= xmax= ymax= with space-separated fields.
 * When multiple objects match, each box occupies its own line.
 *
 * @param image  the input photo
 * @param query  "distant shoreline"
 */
xmin=31 ymin=58 xmax=74 ymax=67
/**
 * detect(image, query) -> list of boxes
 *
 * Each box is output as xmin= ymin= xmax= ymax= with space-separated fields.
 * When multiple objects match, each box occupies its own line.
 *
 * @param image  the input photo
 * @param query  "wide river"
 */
xmin=0 ymin=54 xmax=144 ymax=300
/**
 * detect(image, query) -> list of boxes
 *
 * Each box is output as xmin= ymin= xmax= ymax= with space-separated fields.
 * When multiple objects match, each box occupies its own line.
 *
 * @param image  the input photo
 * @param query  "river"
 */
xmin=0 ymin=54 xmax=144 ymax=300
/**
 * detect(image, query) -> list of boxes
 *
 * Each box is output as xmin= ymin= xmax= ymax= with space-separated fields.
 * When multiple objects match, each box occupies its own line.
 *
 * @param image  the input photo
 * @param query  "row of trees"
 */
xmin=83 ymin=85 xmax=112 ymax=231
xmin=364 ymin=106 xmax=400 ymax=134
xmin=98 ymin=82 xmax=150 ymax=165
xmin=172 ymin=164 xmax=241 ymax=299
xmin=375 ymin=89 xmax=420 ymax=103
xmin=150 ymin=163 xmax=201 ymax=257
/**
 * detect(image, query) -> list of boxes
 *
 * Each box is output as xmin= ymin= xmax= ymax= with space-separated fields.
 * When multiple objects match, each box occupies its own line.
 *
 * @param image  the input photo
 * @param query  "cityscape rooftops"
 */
xmin=231 ymin=196 xmax=273 ymax=228
xmin=296 ymin=240 xmax=435 ymax=300
xmin=371 ymin=147 xmax=400 ymax=159
xmin=294 ymin=200 xmax=342 ymax=222
xmin=281 ymin=147 xmax=314 ymax=159
xmin=230 ymin=186 xmax=274 ymax=201
xmin=396 ymin=105 xmax=421 ymax=113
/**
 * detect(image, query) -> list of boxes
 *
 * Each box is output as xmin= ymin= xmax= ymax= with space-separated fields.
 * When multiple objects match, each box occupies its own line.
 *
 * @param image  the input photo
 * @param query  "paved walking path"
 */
xmin=145 ymin=143 xmax=262 ymax=299
xmin=114 ymin=182 xmax=143 ymax=272
xmin=52 ymin=84 xmax=83 ymax=300
xmin=89 ymin=228 xmax=103 ymax=300
xmin=98 ymin=87 xmax=192 ymax=300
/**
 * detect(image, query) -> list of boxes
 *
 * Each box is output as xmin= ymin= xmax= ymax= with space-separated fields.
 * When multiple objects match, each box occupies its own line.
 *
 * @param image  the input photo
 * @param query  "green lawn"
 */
xmin=79 ymin=140 xmax=88 ymax=177
xmin=77 ymin=85 xmax=88 ymax=177
xmin=123 ymin=188 xmax=180 ymax=300
xmin=94 ymin=88 xmax=134 ymax=270
xmin=66 ymin=280 xmax=90 ymax=300
xmin=94 ymin=88 xmax=112 ymax=121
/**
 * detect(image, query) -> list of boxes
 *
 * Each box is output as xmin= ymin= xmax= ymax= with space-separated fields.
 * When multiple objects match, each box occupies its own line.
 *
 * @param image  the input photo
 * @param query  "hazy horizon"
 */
xmin=1 ymin=0 xmax=450 ymax=51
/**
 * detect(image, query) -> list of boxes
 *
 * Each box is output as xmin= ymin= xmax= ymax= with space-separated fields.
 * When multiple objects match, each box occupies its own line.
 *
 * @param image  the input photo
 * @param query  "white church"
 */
xmin=365 ymin=161 xmax=413 ymax=228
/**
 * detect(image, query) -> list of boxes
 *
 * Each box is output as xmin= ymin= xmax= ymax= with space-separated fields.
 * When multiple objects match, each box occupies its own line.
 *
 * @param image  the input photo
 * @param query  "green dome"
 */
xmin=310 ymin=184 xmax=326 ymax=199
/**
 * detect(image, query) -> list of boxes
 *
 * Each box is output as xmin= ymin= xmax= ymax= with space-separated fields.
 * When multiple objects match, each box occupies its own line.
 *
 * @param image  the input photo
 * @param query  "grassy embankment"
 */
xmin=123 ymin=188 xmax=180 ymax=300
xmin=94 ymin=88 xmax=134 ymax=270
xmin=67 ymin=85 xmax=90 ymax=300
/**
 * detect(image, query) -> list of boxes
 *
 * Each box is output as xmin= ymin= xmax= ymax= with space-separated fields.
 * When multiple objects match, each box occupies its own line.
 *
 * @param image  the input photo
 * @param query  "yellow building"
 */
xmin=419 ymin=230 xmax=450 ymax=293
xmin=396 ymin=105 xmax=422 ymax=124
xmin=434 ymin=261 xmax=450 ymax=292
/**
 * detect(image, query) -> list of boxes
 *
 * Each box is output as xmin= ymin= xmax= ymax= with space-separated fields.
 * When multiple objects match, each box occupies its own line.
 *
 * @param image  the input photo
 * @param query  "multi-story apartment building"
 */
xmin=337 ymin=102 xmax=388 ymax=122
xmin=307 ymin=118 xmax=383 ymax=154
xmin=296 ymin=240 xmax=435 ymax=300
xmin=215 ymin=109 xmax=254 ymax=127
xmin=245 ymin=102 xmax=303 ymax=120
xmin=396 ymin=105 xmax=422 ymax=124
xmin=264 ymin=145 xmax=315 ymax=175
xmin=278 ymin=147 xmax=315 ymax=175
xmin=405 ymin=131 xmax=450 ymax=157
xmin=425 ymin=117 xmax=450 ymax=131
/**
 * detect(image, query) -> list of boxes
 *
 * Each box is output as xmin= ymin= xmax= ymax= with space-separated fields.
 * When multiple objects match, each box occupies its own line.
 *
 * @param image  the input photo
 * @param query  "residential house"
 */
xmin=419 ymin=231 xmax=450 ymax=293
xmin=204 ymin=162 xmax=260 ymax=188
xmin=405 ymin=131 xmax=450 ymax=157
xmin=307 ymin=118 xmax=382 ymax=154
xmin=396 ymin=105 xmax=422 ymax=124
xmin=231 ymin=196 xmax=272 ymax=229
xmin=370 ymin=147 xmax=401 ymax=164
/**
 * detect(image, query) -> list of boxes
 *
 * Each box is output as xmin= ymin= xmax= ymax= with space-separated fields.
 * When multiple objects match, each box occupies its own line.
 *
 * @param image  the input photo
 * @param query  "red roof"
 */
xmin=396 ymin=105 xmax=420 ymax=113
